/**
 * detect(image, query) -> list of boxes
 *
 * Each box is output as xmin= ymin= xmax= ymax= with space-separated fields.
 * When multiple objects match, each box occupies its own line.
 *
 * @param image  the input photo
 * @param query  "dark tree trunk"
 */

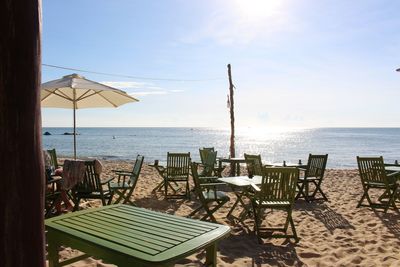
xmin=0 ymin=1 xmax=44 ymax=266
xmin=227 ymin=64 xmax=236 ymax=176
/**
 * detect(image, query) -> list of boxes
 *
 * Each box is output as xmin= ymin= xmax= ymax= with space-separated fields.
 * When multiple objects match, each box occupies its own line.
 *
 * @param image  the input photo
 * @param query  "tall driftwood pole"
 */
xmin=0 ymin=0 xmax=45 ymax=266
xmin=227 ymin=64 xmax=236 ymax=176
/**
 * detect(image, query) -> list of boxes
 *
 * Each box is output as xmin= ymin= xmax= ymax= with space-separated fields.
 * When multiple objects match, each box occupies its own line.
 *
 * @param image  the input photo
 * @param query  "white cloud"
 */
xmin=129 ymin=91 xmax=168 ymax=96
xmin=101 ymin=81 xmax=149 ymax=89
xmin=101 ymin=80 xmax=184 ymax=96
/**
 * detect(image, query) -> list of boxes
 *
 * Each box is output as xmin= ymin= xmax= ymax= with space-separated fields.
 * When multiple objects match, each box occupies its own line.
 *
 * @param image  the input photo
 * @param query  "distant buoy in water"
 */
xmin=113 ymin=135 xmax=116 ymax=139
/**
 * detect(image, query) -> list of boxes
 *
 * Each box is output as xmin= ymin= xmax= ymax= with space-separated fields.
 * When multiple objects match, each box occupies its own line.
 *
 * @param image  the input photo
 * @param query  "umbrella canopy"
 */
xmin=41 ymin=73 xmax=139 ymax=159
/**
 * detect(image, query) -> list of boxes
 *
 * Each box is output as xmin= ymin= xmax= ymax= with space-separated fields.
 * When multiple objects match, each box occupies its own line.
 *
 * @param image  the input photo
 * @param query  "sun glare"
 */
xmin=233 ymin=0 xmax=284 ymax=21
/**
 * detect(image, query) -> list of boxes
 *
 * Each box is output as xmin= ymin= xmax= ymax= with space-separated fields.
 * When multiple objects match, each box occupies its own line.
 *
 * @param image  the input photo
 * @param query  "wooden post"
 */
xmin=227 ymin=64 xmax=236 ymax=176
xmin=0 ymin=1 xmax=45 ymax=266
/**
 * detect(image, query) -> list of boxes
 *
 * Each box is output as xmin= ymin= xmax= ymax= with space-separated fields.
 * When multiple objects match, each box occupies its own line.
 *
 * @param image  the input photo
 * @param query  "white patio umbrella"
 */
xmin=41 ymin=73 xmax=139 ymax=159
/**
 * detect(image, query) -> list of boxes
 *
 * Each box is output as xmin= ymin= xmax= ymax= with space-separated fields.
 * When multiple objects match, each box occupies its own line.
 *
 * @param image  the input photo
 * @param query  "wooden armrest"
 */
xmin=102 ymin=177 xmax=114 ymax=185
xmin=251 ymin=183 xmax=261 ymax=192
xmin=200 ymin=182 xmax=225 ymax=187
xmin=112 ymin=169 xmax=131 ymax=173
xmin=115 ymin=171 xmax=132 ymax=176
xmin=298 ymin=167 xmax=307 ymax=171
xmin=198 ymin=176 xmax=219 ymax=181
xmin=387 ymin=171 xmax=400 ymax=177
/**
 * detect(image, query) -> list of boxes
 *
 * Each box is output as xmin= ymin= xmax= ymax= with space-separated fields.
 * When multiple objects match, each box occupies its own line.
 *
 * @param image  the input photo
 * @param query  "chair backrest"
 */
xmin=47 ymin=148 xmax=59 ymax=169
xmin=75 ymin=160 xmax=102 ymax=193
xmin=166 ymin=152 xmax=191 ymax=179
xmin=199 ymin=147 xmax=215 ymax=165
xmin=202 ymin=151 xmax=217 ymax=176
xmin=256 ymin=167 xmax=299 ymax=203
xmin=244 ymin=153 xmax=263 ymax=176
xmin=130 ymin=155 xmax=144 ymax=185
xmin=305 ymin=154 xmax=328 ymax=179
xmin=191 ymin=162 xmax=207 ymax=202
xmin=357 ymin=156 xmax=389 ymax=185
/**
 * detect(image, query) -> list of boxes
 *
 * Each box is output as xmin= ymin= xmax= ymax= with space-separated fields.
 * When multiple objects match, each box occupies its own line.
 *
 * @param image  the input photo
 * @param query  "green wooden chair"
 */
xmin=44 ymin=170 xmax=61 ymax=218
xmin=251 ymin=167 xmax=299 ymax=243
xmin=108 ymin=155 xmax=144 ymax=205
xmin=199 ymin=147 xmax=225 ymax=177
xmin=199 ymin=147 xmax=215 ymax=164
xmin=295 ymin=154 xmax=328 ymax=202
xmin=188 ymin=162 xmax=230 ymax=223
xmin=47 ymin=148 xmax=62 ymax=169
xmin=244 ymin=153 xmax=264 ymax=176
xmin=199 ymin=150 xmax=218 ymax=177
xmin=163 ymin=152 xmax=191 ymax=199
xmin=73 ymin=160 xmax=114 ymax=210
xmin=356 ymin=156 xmax=399 ymax=213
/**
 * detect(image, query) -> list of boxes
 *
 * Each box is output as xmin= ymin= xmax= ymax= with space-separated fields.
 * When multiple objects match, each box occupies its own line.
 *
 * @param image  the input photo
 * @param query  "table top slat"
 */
xmin=89 ymin=211 xmax=195 ymax=240
xmin=117 ymin=205 xmax=217 ymax=230
xmin=85 ymin=213 xmax=183 ymax=245
xmin=102 ymin=209 xmax=209 ymax=236
xmin=71 ymin=216 xmax=177 ymax=249
xmin=57 ymin=220 xmax=162 ymax=255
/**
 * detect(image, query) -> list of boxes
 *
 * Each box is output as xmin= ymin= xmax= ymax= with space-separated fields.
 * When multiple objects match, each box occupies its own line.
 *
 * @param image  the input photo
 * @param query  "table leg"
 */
xmin=205 ymin=242 xmax=217 ymax=267
xmin=235 ymin=163 xmax=240 ymax=176
xmin=47 ymin=236 xmax=60 ymax=267
xmin=218 ymin=161 xmax=223 ymax=177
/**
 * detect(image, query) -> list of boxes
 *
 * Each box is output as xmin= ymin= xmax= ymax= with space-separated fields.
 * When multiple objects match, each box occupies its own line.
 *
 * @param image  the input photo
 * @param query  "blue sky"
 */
xmin=42 ymin=0 xmax=400 ymax=129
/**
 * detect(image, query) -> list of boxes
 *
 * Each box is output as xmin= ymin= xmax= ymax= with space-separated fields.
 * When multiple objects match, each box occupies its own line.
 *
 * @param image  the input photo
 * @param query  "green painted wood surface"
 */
xmin=45 ymin=204 xmax=230 ymax=266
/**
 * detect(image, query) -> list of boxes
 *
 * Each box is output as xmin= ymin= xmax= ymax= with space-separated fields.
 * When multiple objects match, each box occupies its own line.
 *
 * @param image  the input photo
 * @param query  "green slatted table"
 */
xmin=45 ymin=204 xmax=230 ymax=267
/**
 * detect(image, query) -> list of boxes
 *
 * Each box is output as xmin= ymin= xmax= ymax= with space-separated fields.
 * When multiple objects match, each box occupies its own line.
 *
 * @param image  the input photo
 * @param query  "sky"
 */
xmin=41 ymin=0 xmax=400 ymax=129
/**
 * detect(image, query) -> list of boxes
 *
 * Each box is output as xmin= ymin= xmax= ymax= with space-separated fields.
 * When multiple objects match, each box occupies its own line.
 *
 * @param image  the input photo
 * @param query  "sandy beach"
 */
xmin=50 ymin=160 xmax=400 ymax=267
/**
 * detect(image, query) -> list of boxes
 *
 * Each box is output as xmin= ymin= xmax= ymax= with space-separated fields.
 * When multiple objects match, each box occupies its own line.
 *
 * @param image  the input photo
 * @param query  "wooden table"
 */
xmin=218 ymin=176 xmax=262 ymax=223
xmin=271 ymin=162 xmax=307 ymax=169
xmin=218 ymin=157 xmax=247 ymax=176
xmin=45 ymin=204 xmax=230 ymax=267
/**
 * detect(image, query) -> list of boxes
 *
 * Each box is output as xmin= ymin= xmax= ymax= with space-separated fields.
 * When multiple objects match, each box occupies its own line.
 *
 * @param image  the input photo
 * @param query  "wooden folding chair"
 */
xmin=164 ymin=152 xmax=191 ymax=199
xmin=357 ymin=156 xmax=399 ymax=213
xmin=296 ymin=154 xmax=328 ymax=202
xmin=244 ymin=153 xmax=264 ymax=176
xmin=108 ymin=155 xmax=144 ymax=205
xmin=188 ymin=162 xmax=229 ymax=223
xmin=73 ymin=160 xmax=113 ymax=210
xmin=251 ymin=167 xmax=299 ymax=243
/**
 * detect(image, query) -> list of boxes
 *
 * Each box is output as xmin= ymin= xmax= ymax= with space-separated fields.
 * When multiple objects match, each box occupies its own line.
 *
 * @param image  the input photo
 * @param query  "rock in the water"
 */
xmin=44 ymin=131 xmax=51 ymax=135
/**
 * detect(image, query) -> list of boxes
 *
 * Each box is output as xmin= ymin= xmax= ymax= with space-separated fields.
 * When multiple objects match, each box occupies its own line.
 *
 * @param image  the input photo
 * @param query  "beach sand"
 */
xmin=49 ymin=160 xmax=400 ymax=267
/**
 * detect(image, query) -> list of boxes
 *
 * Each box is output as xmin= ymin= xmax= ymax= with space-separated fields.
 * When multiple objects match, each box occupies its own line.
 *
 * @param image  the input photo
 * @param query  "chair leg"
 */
xmin=288 ymin=211 xmax=299 ymax=242
xmin=295 ymin=182 xmax=305 ymax=200
xmin=305 ymin=181 xmax=310 ymax=202
xmin=357 ymin=186 xmax=369 ymax=208
xmin=73 ymin=197 xmax=80 ymax=211
xmin=188 ymin=206 xmax=203 ymax=218
xmin=252 ymin=202 xmax=262 ymax=244
xmin=311 ymin=180 xmax=328 ymax=201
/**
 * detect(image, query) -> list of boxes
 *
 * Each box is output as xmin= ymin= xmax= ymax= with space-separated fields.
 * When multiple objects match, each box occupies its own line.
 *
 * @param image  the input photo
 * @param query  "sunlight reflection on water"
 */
xmin=42 ymin=127 xmax=400 ymax=169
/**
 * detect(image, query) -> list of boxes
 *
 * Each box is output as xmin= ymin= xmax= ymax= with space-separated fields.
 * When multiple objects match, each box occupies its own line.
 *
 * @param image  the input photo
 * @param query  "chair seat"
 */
xmin=298 ymin=176 xmax=319 ymax=181
xmin=77 ymin=190 xmax=112 ymax=198
xmin=109 ymin=182 xmax=131 ymax=190
xmin=363 ymin=181 xmax=396 ymax=188
xmin=202 ymin=190 xmax=230 ymax=201
xmin=254 ymin=200 xmax=291 ymax=206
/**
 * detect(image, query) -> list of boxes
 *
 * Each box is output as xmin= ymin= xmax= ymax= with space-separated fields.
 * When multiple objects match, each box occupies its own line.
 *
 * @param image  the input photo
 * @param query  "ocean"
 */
xmin=42 ymin=127 xmax=400 ymax=168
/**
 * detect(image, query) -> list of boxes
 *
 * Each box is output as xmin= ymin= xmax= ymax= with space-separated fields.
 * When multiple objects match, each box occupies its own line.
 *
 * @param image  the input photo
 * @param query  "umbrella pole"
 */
xmin=73 ymin=107 xmax=76 ymax=160
xmin=73 ymin=89 xmax=77 ymax=160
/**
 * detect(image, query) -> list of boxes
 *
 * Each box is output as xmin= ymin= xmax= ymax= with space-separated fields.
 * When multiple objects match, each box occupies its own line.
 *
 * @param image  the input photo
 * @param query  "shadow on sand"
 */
xmin=217 ymin=230 xmax=305 ymax=266
xmin=374 ymin=209 xmax=400 ymax=239
xmin=296 ymin=201 xmax=355 ymax=234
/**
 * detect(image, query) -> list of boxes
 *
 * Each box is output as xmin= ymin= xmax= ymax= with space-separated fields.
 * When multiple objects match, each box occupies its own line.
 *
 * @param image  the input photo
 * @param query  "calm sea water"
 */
xmin=42 ymin=127 xmax=400 ymax=168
